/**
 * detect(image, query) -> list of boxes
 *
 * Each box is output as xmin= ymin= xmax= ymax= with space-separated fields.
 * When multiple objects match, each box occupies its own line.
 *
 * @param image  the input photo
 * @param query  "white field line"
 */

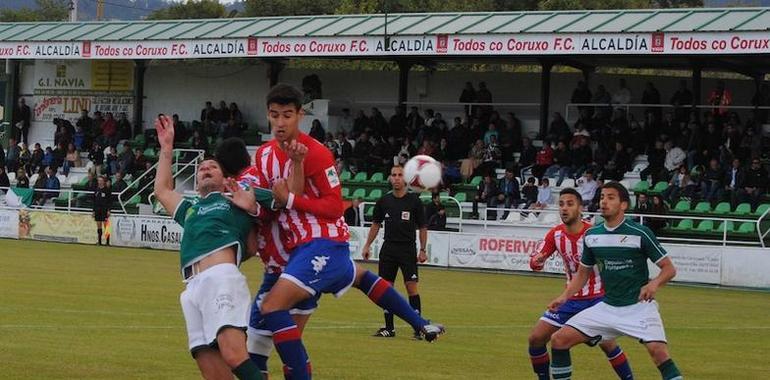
xmin=0 ymin=324 xmax=767 ymax=331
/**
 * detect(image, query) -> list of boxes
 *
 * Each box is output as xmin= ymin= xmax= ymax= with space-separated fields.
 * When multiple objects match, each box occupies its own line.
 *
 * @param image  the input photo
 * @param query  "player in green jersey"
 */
xmin=153 ymin=115 xmax=263 ymax=380
xmin=548 ymin=182 xmax=682 ymax=380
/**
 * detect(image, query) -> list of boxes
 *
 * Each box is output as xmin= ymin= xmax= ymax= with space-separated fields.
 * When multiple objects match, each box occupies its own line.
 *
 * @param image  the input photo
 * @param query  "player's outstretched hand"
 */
xmin=638 ymin=282 xmax=659 ymax=302
xmin=272 ymin=179 xmax=289 ymax=208
xmin=224 ymin=178 xmax=258 ymax=215
xmin=155 ymin=114 xmax=174 ymax=149
xmin=529 ymin=253 xmax=545 ymax=271
xmin=362 ymin=244 xmax=371 ymax=260
xmin=548 ymin=295 xmax=567 ymax=312
xmin=284 ymin=139 xmax=308 ymax=163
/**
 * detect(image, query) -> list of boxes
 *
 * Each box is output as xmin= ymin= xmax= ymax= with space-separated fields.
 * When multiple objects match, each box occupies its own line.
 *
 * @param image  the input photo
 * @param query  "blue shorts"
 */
xmin=280 ymin=239 xmax=356 ymax=298
xmin=249 ymin=272 xmax=320 ymax=331
xmin=540 ymin=296 xmax=604 ymax=328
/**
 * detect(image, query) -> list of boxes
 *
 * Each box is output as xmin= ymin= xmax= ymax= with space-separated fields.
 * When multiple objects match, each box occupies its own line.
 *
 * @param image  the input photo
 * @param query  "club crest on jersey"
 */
xmin=311 ymin=255 xmax=330 ymax=274
xmin=401 ymin=211 xmax=410 ymax=220
xmin=325 ymin=166 xmax=340 ymax=188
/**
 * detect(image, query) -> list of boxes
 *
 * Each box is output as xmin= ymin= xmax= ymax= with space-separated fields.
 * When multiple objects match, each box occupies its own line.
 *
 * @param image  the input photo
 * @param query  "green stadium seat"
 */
xmin=341 ymin=187 xmax=350 ymax=200
xmin=693 ymin=202 xmax=711 ymax=214
xmin=672 ymin=219 xmax=694 ymax=231
xmin=633 ymin=181 xmax=650 ymax=193
xmin=365 ymin=205 xmax=375 ymax=218
xmin=755 ymin=204 xmax=770 ymax=217
xmin=696 ymin=220 xmax=714 ymax=232
xmin=469 ymin=176 xmax=482 ymax=187
xmin=673 ymin=200 xmax=690 ymax=213
xmin=648 ymin=181 xmax=668 ymax=195
xmin=733 ymin=203 xmax=752 ymax=216
xmin=714 ymin=221 xmax=736 ymax=233
xmin=737 ymin=222 xmax=757 ymax=234
xmin=365 ymin=189 xmax=383 ymax=202
xmin=126 ymin=194 xmax=141 ymax=206
xmin=351 ymin=188 xmax=366 ymax=200
xmin=713 ymin=202 xmax=731 ymax=215
xmin=368 ymin=172 xmax=385 ymax=183
xmin=340 ymin=171 xmax=352 ymax=182
xmin=439 ymin=192 xmax=449 ymax=198
xmin=454 ymin=192 xmax=467 ymax=203
xmin=351 ymin=172 xmax=368 ymax=183
xmin=143 ymin=147 xmax=157 ymax=158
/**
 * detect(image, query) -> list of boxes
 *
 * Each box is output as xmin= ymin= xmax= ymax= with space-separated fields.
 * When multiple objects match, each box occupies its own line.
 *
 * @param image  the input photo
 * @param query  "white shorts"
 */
xmin=564 ymin=300 xmax=668 ymax=345
xmin=180 ymin=263 xmax=252 ymax=355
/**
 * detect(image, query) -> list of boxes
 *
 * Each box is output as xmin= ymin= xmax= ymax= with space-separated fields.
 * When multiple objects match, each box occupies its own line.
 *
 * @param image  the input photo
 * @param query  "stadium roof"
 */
xmin=0 ymin=7 xmax=769 ymax=42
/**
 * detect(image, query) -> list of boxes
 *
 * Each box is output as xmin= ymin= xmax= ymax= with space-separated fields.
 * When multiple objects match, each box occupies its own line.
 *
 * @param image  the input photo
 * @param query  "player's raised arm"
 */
xmin=530 ymin=229 xmax=557 ymax=271
xmin=153 ymin=115 xmax=182 ymax=215
xmin=279 ymin=148 xmax=344 ymax=220
xmin=285 ymin=139 xmax=307 ymax=196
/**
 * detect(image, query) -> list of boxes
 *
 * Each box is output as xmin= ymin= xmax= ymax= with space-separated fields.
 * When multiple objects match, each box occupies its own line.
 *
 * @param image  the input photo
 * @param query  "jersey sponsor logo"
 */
xmin=598 ymin=258 xmax=635 ymax=271
xmin=401 ymin=211 xmax=411 ymax=220
xmin=311 ymin=255 xmax=330 ymax=274
xmin=325 ymin=166 xmax=340 ymax=188
xmin=584 ymin=234 xmax=641 ymax=248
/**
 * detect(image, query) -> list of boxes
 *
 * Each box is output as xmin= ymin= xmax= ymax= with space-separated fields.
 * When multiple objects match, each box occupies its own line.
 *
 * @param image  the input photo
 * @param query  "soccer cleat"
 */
xmin=420 ymin=323 xmax=445 ymax=342
xmin=372 ymin=328 xmax=395 ymax=338
xmin=412 ymin=330 xmax=423 ymax=341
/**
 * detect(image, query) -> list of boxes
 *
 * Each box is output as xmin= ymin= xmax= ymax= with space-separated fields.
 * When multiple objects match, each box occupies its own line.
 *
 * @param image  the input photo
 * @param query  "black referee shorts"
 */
xmin=94 ymin=208 xmax=109 ymax=222
xmin=378 ymin=241 xmax=419 ymax=283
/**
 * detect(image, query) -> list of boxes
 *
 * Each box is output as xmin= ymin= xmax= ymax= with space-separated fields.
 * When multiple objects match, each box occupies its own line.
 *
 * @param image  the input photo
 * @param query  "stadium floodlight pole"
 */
xmin=69 ymin=0 xmax=78 ymax=22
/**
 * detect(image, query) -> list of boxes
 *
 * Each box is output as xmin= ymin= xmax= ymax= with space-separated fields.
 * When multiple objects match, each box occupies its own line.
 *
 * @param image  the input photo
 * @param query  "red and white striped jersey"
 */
xmin=539 ymin=221 xmax=604 ymax=299
xmin=253 ymin=133 xmax=349 ymax=251
xmin=236 ymin=167 xmax=288 ymax=274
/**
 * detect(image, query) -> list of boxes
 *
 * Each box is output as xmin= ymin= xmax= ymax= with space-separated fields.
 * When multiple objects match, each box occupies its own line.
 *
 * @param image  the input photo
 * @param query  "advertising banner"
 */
xmin=648 ymin=245 xmax=722 ymax=285
xmin=448 ymin=232 xmax=557 ymax=273
xmin=2 ymin=31 xmax=770 ymax=60
xmin=348 ymin=226 xmax=448 ymax=267
xmin=110 ymin=215 xmax=183 ymax=250
xmin=0 ymin=208 xmax=19 ymax=239
xmin=18 ymin=209 xmax=96 ymax=244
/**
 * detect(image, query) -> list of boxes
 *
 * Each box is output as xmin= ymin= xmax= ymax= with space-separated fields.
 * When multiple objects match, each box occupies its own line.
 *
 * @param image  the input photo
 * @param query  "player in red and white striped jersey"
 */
xmin=526 ymin=188 xmax=634 ymax=380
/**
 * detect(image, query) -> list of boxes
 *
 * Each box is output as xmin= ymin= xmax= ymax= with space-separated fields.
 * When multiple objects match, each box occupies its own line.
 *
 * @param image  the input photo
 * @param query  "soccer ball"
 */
xmin=404 ymin=155 xmax=442 ymax=192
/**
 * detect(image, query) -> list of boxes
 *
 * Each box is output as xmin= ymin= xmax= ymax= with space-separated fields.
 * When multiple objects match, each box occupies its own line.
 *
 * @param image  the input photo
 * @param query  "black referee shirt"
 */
xmin=372 ymin=192 xmax=427 ymax=243
xmin=93 ymin=187 xmax=112 ymax=210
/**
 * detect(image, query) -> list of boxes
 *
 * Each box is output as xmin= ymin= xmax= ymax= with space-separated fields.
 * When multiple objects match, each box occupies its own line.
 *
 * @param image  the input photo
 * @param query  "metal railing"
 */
xmin=117 ymin=149 xmax=204 ymax=214
xmin=358 ymin=194 xmax=464 ymax=231
xmin=565 ymin=102 xmax=770 ymax=122
xmin=0 ymin=186 xmax=127 ymax=213
xmin=757 ymin=205 xmax=770 ymax=249
xmin=0 ymin=121 xmax=8 ymax=142
xmin=345 ymin=100 xmax=541 ymax=114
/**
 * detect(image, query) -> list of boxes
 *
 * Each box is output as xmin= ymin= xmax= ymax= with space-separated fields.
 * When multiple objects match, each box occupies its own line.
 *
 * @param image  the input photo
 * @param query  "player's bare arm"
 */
xmin=224 ymin=178 xmax=259 ymax=215
xmin=153 ymin=115 xmax=182 ymax=214
xmin=285 ymin=139 xmax=308 ymax=196
xmin=548 ymin=264 xmax=591 ymax=311
xmin=639 ymin=257 xmax=677 ymax=302
xmin=418 ymin=227 xmax=428 ymax=263
xmin=362 ymin=222 xmax=381 ymax=260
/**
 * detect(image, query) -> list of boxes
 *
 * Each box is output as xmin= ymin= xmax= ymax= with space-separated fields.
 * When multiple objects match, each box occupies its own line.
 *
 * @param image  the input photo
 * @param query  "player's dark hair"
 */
xmin=266 ymin=83 xmax=303 ymax=110
xmin=215 ymin=138 xmax=250 ymax=177
xmin=201 ymin=155 xmax=224 ymax=170
xmin=559 ymin=187 xmax=582 ymax=203
xmin=601 ymin=181 xmax=630 ymax=204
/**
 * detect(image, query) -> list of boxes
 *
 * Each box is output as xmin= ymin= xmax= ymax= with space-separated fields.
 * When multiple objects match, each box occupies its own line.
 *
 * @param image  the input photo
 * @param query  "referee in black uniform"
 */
xmin=363 ymin=165 xmax=428 ymax=340
xmin=93 ymin=175 xmax=112 ymax=246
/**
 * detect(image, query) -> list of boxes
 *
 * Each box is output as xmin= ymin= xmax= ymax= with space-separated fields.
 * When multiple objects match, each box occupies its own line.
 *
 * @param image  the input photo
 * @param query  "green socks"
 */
xmin=232 ymin=359 xmax=263 ymax=380
xmin=658 ymin=359 xmax=683 ymax=380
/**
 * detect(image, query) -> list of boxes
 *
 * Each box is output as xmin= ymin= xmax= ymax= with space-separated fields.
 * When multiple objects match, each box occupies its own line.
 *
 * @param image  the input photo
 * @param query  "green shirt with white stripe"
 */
xmin=580 ymin=218 xmax=668 ymax=306
xmin=172 ymin=192 xmax=253 ymax=275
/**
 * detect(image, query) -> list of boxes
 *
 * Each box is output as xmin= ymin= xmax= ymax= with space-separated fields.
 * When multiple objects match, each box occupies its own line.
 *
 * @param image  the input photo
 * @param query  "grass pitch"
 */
xmin=1 ymin=239 xmax=769 ymax=379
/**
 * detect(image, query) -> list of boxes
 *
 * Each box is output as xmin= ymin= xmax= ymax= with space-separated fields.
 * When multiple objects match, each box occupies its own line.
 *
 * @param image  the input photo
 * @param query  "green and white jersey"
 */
xmin=172 ymin=192 xmax=253 ymax=275
xmin=580 ymin=218 xmax=668 ymax=306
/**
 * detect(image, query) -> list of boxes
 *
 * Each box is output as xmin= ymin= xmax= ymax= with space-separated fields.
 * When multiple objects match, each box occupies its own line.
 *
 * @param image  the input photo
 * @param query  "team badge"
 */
xmin=325 ymin=166 xmax=340 ymax=188
xmin=401 ymin=211 xmax=410 ymax=220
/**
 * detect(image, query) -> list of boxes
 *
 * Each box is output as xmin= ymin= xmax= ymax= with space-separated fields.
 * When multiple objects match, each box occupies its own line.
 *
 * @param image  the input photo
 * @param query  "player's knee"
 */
xmin=217 ymin=328 xmax=248 ymax=368
xmin=405 ymin=282 xmax=419 ymax=296
xmin=645 ymin=342 xmax=670 ymax=365
xmin=528 ymin=331 xmax=549 ymax=347
xmin=549 ymin=329 xmax=574 ymax=349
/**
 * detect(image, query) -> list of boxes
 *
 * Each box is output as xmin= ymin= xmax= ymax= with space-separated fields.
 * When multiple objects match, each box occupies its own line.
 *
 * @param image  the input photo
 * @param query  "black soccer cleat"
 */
xmin=412 ymin=330 xmax=423 ymax=341
xmin=372 ymin=328 xmax=395 ymax=338
xmin=420 ymin=323 xmax=445 ymax=342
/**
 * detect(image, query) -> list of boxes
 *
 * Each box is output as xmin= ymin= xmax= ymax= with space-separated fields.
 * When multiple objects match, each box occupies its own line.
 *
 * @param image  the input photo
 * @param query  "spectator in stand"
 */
xmin=670 ymin=79 xmax=694 ymax=122
xmin=388 ymin=106 xmax=407 ymax=138
xmin=471 ymin=173 xmax=499 ymax=220
xmin=592 ymin=84 xmax=612 ymax=120
xmin=92 ymin=111 xmax=104 ymax=139
xmin=134 ymin=149 xmax=148 ymax=173
xmin=13 ymin=97 xmax=32 ymax=144
xmin=503 ymin=112 xmax=523 ymax=153
xmin=117 ymin=112 xmax=132 ymax=141
xmin=171 ymin=114 xmax=188 ymax=144
xmin=752 ymin=83 xmax=770 ymax=124
xmin=647 ymin=194 xmax=669 ymax=233
xmin=18 ymin=143 xmax=30 ymax=177
xmin=5 ymin=138 xmax=20 ymax=173
xmin=483 ymin=124 xmax=499 ymax=146
xmin=15 ymin=169 xmax=29 ymax=188
xmin=434 ymin=138 xmax=449 ymax=163
xmin=229 ymin=102 xmax=244 ymax=128
xmin=532 ymin=142 xmax=554 ymax=180
xmin=31 ymin=168 xmax=46 ymax=204
xmin=41 ymin=147 xmax=54 ymax=169
xmin=111 ymin=171 xmax=128 ymax=202
xmin=708 ymin=80 xmax=732 ymax=118
xmin=53 ymin=118 xmax=73 ymax=148
xmin=611 ymin=78 xmax=632 ymax=105
xmin=612 ymin=141 xmax=631 ymax=175
xmin=424 ymin=193 xmax=443 ymax=226
xmin=308 ymin=119 xmax=326 ymax=143
xmin=576 ymin=171 xmax=598 ymax=208
xmin=0 ymin=166 xmax=9 ymax=190
xmin=89 ymin=142 xmax=105 ymax=175
xmin=460 ymin=139 xmax=485 ymax=180
xmin=104 ymin=146 xmax=118 ymax=177
xmin=100 ymin=112 xmax=118 ymax=147
xmin=353 ymin=109 xmax=371 ymax=137
xmin=325 ymin=132 xmax=340 ymax=158
xmin=370 ymin=107 xmax=388 ymax=137
xmin=547 ymin=112 xmax=571 ymax=144
xmin=738 ymin=158 xmax=768 ymax=209
xmin=664 ymin=141 xmax=686 ymax=174
xmin=544 ymin=141 xmax=572 ymax=186
xmin=520 ymin=176 xmax=539 ymax=209
xmin=660 ymin=112 xmax=679 ymax=141
xmin=702 ymin=159 xmax=723 ymax=204
xmin=397 ymin=136 xmax=416 ymax=162
xmin=215 ymin=100 xmax=229 ymax=130
xmin=447 ymin=117 xmax=471 ymax=160
xmin=417 ymin=139 xmax=435 ymax=157
xmin=642 ymin=82 xmax=662 ymax=119
xmin=740 ymin=127 xmax=763 ymax=161
xmin=337 ymin=132 xmax=353 ymax=170
xmin=640 ymin=140 xmax=666 ymax=184
xmin=479 ymin=135 xmax=502 ymax=175
xmin=724 ymin=158 xmax=744 ymax=207
xmin=635 ymin=193 xmax=652 ymax=214
xmin=344 ymin=197 xmax=363 ymax=227
xmin=459 ymin=82 xmax=476 ymax=117
xmin=628 ymin=118 xmax=647 ymax=157
xmin=39 ymin=166 xmax=60 ymax=205
xmin=0 ymin=141 xmax=6 ymax=170
xmin=76 ymin=110 xmax=94 ymax=147
xmin=117 ymin=144 xmax=134 ymax=176
xmin=52 ymin=143 xmax=66 ymax=171
xmin=587 ymin=179 xmax=604 ymax=213
xmin=62 ymin=143 xmax=81 ymax=176
xmin=570 ymin=137 xmax=592 ymax=179
xmin=190 ymin=130 xmax=209 ymax=154
xmin=73 ymin=123 xmax=86 ymax=151
xmin=200 ymin=101 xmax=215 ymax=128
xmin=571 ymin=80 xmax=593 ymax=116
xmin=662 ymin=166 xmax=692 ymax=204
xmin=476 ymin=82 xmax=493 ymax=120
xmin=28 ymin=143 xmax=43 ymax=176
xmin=529 ymin=178 xmax=553 ymax=212
xmin=497 ymin=168 xmax=521 ymax=219
xmin=353 ymin=132 xmax=373 ymax=172
xmin=339 ymin=108 xmax=355 ymax=137
xmin=518 ymin=137 xmax=537 ymax=176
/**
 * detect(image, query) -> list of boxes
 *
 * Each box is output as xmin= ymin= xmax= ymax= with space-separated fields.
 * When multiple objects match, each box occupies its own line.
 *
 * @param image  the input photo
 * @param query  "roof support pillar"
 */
xmin=397 ymin=61 xmax=413 ymax=107
xmin=3 ymin=59 xmax=18 ymax=148
xmin=132 ymin=60 xmax=146 ymax=139
xmin=692 ymin=65 xmax=702 ymax=122
xmin=539 ymin=60 xmax=553 ymax=139
xmin=268 ymin=60 xmax=285 ymax=88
